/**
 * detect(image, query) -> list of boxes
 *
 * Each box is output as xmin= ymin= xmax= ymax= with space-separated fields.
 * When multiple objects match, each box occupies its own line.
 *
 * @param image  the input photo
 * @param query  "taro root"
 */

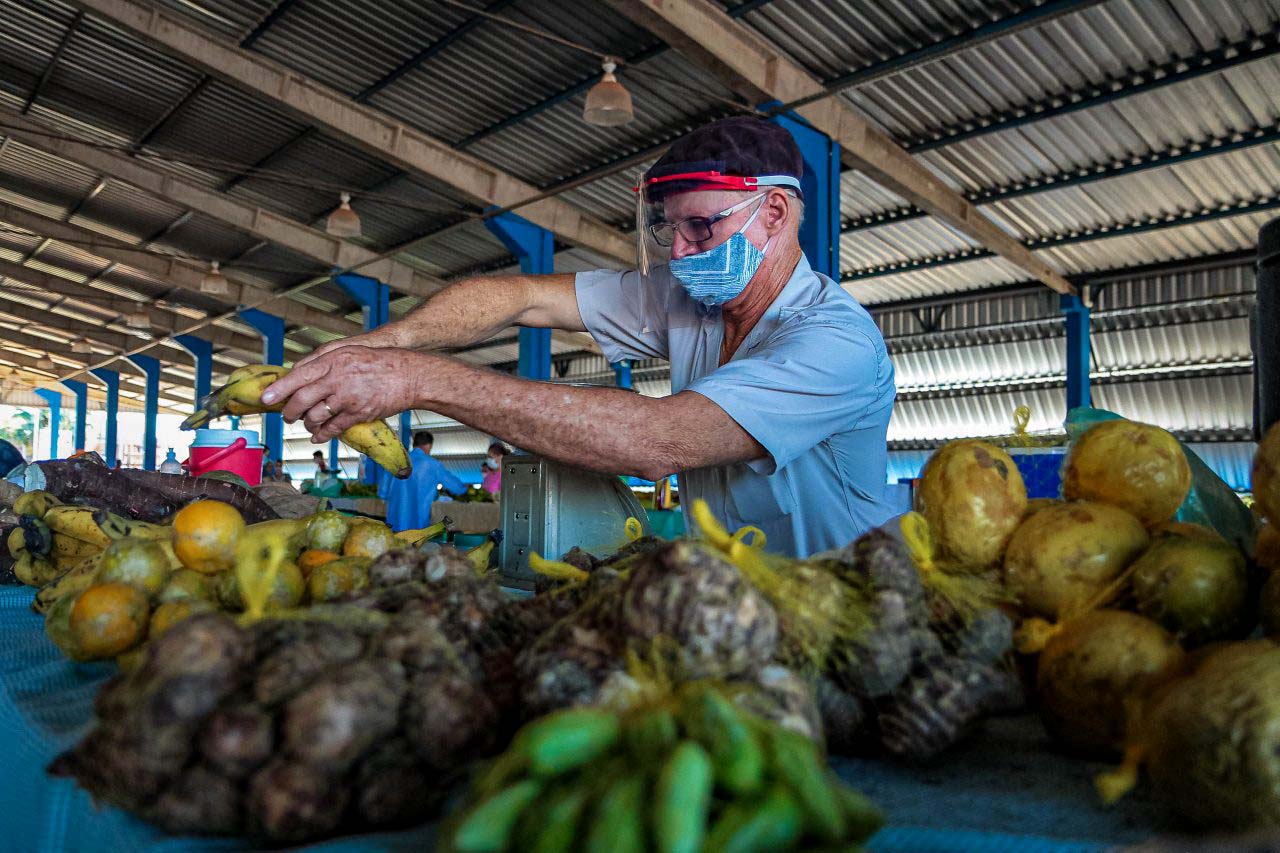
xmin=423 ymin=546 xmax=475 ymax=582
xmin=200 ymin=702 xmax=275 ymax=779
xmin=247 ymin=757 xmax=349 ymax=844
xmin=368 ymin=547 xmax=427 ymax=587
xmin=284 ymin=659 xmax=406 ymax=773
xmin=877 ymin=657 xmax=1011 ymax=761
xmin=735 ymin=664 xmax=823 ymax=744
xmin=376 ymin=607 xmax=463 ymax=672
xmin=814 ymin=675 xmax=866 ymax=755
xmin=403 ymin=668 xmax=497 ymax=771
xmin=516 ymin=599 xmax=624 ymax=716
xmin=621 ymin=541 xmax=778 ymax=679
xmin=949 ymin=607 xmax=1015 ymax=666
xmin=144 ymin=764 xmax=241 ymax=835
xmin=354 ymin=738 xmax=441 ymax=828
xmin=253 ymin=627 xmax=365 ymax=706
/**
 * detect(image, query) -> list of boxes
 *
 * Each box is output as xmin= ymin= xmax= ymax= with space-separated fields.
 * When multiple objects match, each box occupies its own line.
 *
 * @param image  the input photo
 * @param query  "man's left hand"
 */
xmin=261 ymin=346 xmax=428 ymax=443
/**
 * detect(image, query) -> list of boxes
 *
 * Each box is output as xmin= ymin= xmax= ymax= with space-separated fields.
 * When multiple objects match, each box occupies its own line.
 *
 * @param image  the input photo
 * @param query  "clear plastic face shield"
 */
xmin=632 ymin=164 xmax=803 ymax=331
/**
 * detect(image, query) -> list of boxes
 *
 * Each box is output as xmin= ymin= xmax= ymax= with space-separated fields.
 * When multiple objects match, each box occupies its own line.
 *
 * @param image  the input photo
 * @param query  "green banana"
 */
xmin=654 ymin=741 xmax=714 ymax=853
xmin=451 ymin=778 xmax=543 ymax=852
xmin=583 ymin=773 xmax=648 ymax=853
xmin=768 ymin=727 xmax=845 ymax=842
xmin=520 ymin=707 xmax=621 ymax=777
xmin=624 ymin=706 xmax=680 ymax=760
xmin=703 ymin=784 xmax=803 ymax=853
xmin=686 ymin=687 xmax=766 ymax=796
xmin=525 ymin=785 xmax=588 ymax=853
xmin=13 ymin=490 xmax=60 ymax=518
xmin=835 ymin=782 xmax=886 ymax=841
xmin=180 ymin=363 xmax=412 ymax=478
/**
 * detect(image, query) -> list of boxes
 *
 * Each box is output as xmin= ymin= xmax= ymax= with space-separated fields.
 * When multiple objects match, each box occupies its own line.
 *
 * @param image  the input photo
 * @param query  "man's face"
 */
xmin=662 ymin=190 xmax=764 ymax=261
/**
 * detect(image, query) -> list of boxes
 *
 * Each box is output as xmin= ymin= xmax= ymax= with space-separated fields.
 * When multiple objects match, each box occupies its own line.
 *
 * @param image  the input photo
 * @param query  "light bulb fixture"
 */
xmin=583 ymin=58 xmax=634 ymax=127
xmin=326 ymin=192 xmax=362 ymax=238
xmin=35 ymin=354 xmax=55 ymax=371
xmin=127 ymin=303 xmax=150 ymax=329
xmin=200 ymin=260 xmax=230 ymax=295
xmin=71 ymin=337 xmax=92 ymax=354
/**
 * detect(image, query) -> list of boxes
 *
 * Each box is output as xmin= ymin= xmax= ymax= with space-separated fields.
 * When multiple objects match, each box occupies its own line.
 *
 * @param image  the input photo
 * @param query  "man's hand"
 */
xmin=262 ymin=346 xmax=426 ymax=443
xmin=292 ymin=328 xmax=400 ymax=371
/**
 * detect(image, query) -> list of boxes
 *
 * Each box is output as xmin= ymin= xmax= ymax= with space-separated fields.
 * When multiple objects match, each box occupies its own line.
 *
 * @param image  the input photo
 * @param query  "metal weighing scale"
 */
xmin=497 ymin=454 xmax=652 ymax=589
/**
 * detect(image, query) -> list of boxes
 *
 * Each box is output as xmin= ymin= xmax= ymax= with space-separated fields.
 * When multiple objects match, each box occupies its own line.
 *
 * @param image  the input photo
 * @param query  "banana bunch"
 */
xmin=449 ymin=683 xmax=883 ymax=853
xmin=181 ymin=364 xmax=412 ymax=479
xmin=9 ymin=491 xmax=114 ymax=587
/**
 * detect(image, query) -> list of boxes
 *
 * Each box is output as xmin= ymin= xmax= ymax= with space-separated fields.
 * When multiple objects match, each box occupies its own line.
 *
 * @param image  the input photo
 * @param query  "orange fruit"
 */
xmin=149 ymin=599 xmax=212 ymax=639
xmin=69 ymin=582 xmax=150 ymax=659
xmin=297 ymin=549 xmax=341 ymax=577
xmin=172 ymin=500 xmax=246 ymax=574
xmin=99 ymin=538 xmax=170 ymax=597
xmin=307 ymin=557 xmax=369 ymax=602
xmin=342 ymin=521 xmax=396 ymax=559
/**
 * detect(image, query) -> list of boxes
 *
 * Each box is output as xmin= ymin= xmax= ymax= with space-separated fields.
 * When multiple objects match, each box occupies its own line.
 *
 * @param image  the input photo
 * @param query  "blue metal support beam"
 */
xmin=125 ymin=355 xmax=161 ymax=470
xmin=613 ymin=360 xmax=633 ymax=390
xmin=60 ymin=379 xmax=88 ymax=452
xmin=329 ymin=438 xmax=340 ymax=475
xmin=1061 ymin=292 xmax=1092 ymax=411
xmin=334 ymin=272 xmax=395 ymax=484
xmin=33 ymin=389 xmax=60 ymax=460
xmin=174 ymin=334 xmax=213 ymax=404
xmin=484 ymin=211 xmax=553 ymax=380
xmin=238 ymin=308 xmax=285 ymax=465
xmin=771 ymin=111 xmax=841 ymax=278
xmin=89 ymin=368 xmax=119 ymax=468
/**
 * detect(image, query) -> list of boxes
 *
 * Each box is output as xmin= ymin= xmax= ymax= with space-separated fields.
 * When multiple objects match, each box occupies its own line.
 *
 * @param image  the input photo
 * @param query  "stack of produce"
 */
xmin=48 ymin=549 xmax=512 ymax=843
xmin=447 ymin=684 xmax=883 ymax=852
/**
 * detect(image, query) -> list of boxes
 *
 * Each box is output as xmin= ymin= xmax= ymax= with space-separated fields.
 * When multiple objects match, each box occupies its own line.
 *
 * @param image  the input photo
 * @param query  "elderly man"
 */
xmin=263 ymin=117 xmax=896 ymax=556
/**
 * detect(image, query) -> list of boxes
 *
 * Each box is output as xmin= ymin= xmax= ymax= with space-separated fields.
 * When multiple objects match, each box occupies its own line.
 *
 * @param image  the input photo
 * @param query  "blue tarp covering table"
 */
xmin=0 ymin=585 xmax=1166 ymax=852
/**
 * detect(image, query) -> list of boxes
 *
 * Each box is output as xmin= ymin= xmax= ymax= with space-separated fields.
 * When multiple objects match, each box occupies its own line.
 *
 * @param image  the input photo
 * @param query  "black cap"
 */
xmin=645 ymin=116 xmax=804 ymax=202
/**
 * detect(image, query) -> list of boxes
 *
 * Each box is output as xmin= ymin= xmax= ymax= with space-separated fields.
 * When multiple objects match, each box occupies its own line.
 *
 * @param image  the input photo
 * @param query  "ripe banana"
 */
xmin=181 ymin=363 xmax=412 ymax=479
xmin=14 ymin=552 xmax=59 ymax=588
xmin=50 ymin=535 xmax=104 ymax=562
xmin=34 ymin=552 xmax=104 ymax=614
xmin=7 ymin=525 xmax=25 ymax=557
xmin=94 ymin=510 xmax=172 ymax=542
xmin=13 ymin=490 xmax=60 ymax=518
xmin=393 ymin=519 xmax=449 ymax=547
xmin=44 ymin=506 xmax=113 ymax=549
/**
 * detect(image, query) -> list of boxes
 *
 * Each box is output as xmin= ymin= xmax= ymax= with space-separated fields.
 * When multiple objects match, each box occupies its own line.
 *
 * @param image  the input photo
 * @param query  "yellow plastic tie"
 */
xmin=1014 ymin=617 xmax=1062 ymax=654
xmin=528 ymin=551 xmax=589 ymax=582
xmin=624 ymin=516 xmax=644 ymax=543
xmin=1094 ymin=744 xmax=1144 ymax=806
xmin=899 ymin=512 xmax=938 ymax=574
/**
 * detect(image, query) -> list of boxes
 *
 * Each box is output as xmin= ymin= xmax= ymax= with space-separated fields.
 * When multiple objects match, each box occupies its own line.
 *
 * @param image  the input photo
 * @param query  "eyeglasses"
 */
xmin=648 ymin=193 xmax=765 ymax=248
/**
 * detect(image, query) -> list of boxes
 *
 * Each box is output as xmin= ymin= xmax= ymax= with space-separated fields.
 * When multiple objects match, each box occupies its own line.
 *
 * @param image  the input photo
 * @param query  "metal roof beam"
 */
xmin=843 ymin=196 xmax=1280 ymax=282
xmin=0 ymin=195 xmax=361 ymax=338
xmin=0 ymin=352 xmax=188 ymax=412
xmin=22 ymin=11 xmax=84 ymax=115
xmin=845 ymin=124 xmax=1280 ymax=233
xmin=67 ymin=0 xmax=634 ymax=265
xmin=0 ymin=110 xmax=447 ymax=303
xmin=608 ymin=0 xmax=1075 ymax=294
xmin=0 ymin=322 xmax=202 ymax=395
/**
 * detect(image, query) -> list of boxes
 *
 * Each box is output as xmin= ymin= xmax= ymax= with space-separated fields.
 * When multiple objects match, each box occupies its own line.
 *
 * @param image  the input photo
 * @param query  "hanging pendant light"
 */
xmin=71 ymin=337 xmax=92 ymax=354
xmin=584 ymin=58 xmax=634 ymax=127
xmin=326 ymin=193 xmax=362 ymax=238
xmin=200 ymin=260 xmax=230 ymax=295
xmin=127 ymin=303 xmax=150 ymax=329
xmin=35 ymin=354 xmax=55 ymax=371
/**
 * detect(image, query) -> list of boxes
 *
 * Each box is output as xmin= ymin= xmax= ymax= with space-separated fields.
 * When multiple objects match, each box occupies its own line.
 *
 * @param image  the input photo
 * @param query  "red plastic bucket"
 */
xmin=187 ymin=429 xmax=264 ymax=485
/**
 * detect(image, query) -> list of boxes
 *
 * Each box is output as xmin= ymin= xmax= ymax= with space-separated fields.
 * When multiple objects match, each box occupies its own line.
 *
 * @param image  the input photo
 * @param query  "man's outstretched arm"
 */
xmin=263 ymin=347 xmax=764 ymax=482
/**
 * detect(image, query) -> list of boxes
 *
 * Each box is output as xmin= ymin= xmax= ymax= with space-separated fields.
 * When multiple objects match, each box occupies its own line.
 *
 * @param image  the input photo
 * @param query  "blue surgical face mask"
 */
xmin=668 ymin=196 xmax=771 ymax=306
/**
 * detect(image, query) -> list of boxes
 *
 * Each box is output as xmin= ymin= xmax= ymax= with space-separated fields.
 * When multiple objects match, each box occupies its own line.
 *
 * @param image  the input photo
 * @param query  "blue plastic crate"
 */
xmin=1007 ymin=447 xmax=1067 ymax=499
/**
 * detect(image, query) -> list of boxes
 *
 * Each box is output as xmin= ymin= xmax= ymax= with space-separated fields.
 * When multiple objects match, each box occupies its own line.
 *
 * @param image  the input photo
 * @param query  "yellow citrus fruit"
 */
xmin=1255 ymin=423 xmax=1280 ymax=526
xmin=157 ymin=569 xmax=214 ymax=604
xmin=306 ymin=556 xmax=369 ymax=603
xmin=1063 ymin=420 xmax=1191 ymax=526
xmin=297 ymin=549 xmax=341 ymax=577
xmin=306 ymin=510 xmax=351 ymax=552
xmin=172 ymin=500 xmax=246 ymax=574
xmin=69 ymin=582 xmax=150 ymax=659
xmin=149 ymin=599 xmax=212 ymax=639
xmin=265 ymin=562 xmax=305 ymax=611
xmin=342 ymin=521 xmax=396 ymax=559
xmin=915 ymin=439 xmax=1027 ymax=572
xmin=98 ymin=538 xmax=171 ymax=597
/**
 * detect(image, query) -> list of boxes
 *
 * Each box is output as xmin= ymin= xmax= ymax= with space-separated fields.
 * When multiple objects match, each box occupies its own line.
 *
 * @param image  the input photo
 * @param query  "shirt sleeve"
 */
xmin=437 ymin=461 xmax=467 ymax=496
xmin=574 ymin=269 xmax=670 ymax=362
xmin=685 ymin=317 xmax=895 ymax=475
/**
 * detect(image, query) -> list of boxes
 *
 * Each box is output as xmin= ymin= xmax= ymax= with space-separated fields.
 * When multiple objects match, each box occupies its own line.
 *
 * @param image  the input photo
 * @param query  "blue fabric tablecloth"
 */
xmin=0 ymin=585 xmax=1167 ymax=852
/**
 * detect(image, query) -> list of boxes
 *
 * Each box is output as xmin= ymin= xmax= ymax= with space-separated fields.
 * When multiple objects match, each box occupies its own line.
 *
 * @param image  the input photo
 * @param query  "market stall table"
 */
xmin=0 ymin=585 xmax=1168 ymax=852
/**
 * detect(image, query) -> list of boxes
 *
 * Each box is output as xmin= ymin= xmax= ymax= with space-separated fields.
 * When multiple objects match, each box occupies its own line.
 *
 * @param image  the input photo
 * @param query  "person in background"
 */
xmin=262 ymin=459 xmax=277 ymax=481
xmin=313 ymin=450 xmax=328 ymax=475
xmin=480 ymin=441 xmax=508 ymax=495
xmin=379 ymin=430 xmax=467 ymax=532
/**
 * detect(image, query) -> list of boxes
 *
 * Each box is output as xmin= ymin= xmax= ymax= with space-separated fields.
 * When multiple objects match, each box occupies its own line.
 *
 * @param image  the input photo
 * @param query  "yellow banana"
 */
xmin=14 ymin=552 xmax=59 ymax=588
xmin=44 ymin=506 xmax=113 ymax=548
xmin=51 ymin=535 xmax=105 ymax=562
xmin=393 ymin=520 xmax=449 ymax=546
xmin=13 ymin=490 xmax=60 ymax=518
xmin=7 ymin=526 xmax=25 ymax=557
xmin=180 ymin=363 xmax=412 ymax=479
xmin=94 ymin=510 xmax=172 ymax=542
xmin=33 ymin=553 xmax=103 ymax=614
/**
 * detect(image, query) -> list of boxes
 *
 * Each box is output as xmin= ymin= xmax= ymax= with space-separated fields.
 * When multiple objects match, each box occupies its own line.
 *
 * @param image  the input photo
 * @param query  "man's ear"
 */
xmin=762 ymin=190 xmax=792 ymax=233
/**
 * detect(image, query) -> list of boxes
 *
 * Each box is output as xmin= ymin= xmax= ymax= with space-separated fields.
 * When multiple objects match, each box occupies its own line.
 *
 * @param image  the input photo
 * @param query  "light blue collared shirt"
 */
xmin=576 ymin=254 xmax=897 ymax=557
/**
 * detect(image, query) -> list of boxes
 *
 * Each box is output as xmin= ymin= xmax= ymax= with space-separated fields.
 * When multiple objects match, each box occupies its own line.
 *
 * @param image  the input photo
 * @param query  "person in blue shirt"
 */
xmin=264 ymin=117 xmax=897 ymax=557
xmin=378 ymin=430 xmax=466 ymax=532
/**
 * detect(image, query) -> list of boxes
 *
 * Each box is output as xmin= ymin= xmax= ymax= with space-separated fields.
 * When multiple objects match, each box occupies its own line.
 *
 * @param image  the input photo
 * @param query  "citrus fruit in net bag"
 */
xmin=99 ymin=538 xmax=171 ymax=597
xmin=172 ymin=499 xmax=246 ymax=574
xmin=342 ymin=521 xmax=396 ymax=559
xmin=1063 ymin=420 xmax=1191 ymax=526
xmin=914 ymin=439 xmax=1027 ymax=572
xmin=69 ymin=581 xmax=150 ymax=658
xmin=1131 ymin=534 xmax=1249 ymax=646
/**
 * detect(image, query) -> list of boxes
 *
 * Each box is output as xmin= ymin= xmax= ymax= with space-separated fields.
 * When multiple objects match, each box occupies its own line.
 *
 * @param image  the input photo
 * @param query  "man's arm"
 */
xmin=298 ymin=273 xmax=585 ymax=366
xmin=437 ymin=461 xmax=468 ymax=497
xmin=263 ymin=347 xmax=765 ymax=482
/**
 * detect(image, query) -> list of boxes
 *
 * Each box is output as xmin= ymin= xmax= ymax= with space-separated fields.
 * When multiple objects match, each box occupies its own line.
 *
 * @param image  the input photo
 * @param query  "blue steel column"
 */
xmin=770 ymin=112 xmax=842 ymax=279
xmin=328 ymin=438 xmax=340 ymax=475
xmin=334 ymin=272 xmax=397 ymax=485
xmin=613 ymin=360 xmax=633 ymax=389
xmin=61 ymin=379 xmax=88 ymax=452
xmin=90 ymin=368 xmax=119 ymax=468
xmin=174 ymin=334 xmax=213 ymax=404
xmin=238 ymin=309 xmax=286 ymax=465
xmin=1061 ymin=293 xmax=1092 ymax=411
xmin=126 ymin=355 xmax=161 ymax=470
xmin=484 ymin=211 xmax=553 ymax=380
xmin=33 ymin=389 xmax=61 ymax=460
